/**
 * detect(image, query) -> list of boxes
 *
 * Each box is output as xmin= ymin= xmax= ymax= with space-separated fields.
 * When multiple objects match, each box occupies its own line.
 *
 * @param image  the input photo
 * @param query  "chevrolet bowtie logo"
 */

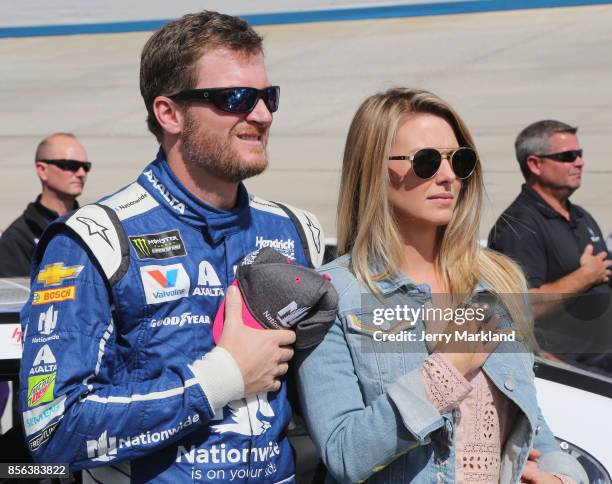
xmin=37 ymin=263 xmax=84 ymax=287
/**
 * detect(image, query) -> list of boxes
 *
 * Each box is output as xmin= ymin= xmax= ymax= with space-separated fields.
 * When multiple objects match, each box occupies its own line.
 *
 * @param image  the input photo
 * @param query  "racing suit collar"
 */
xmin=138 ymin=149 xmax=251 ymax=244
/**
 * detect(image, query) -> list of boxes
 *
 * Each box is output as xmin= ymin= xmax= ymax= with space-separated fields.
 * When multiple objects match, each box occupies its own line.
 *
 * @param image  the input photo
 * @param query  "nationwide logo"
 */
xmin=255 ymin=237 xmax=295 ymax=259
xmin=140 ymin=263 xmax=190 ymax=304
xmin=129 ymin=230 xmax=187 ymax=260
xmin=115 ymin=192 xmax=147 ymax=212
xmin=37 ymin=263 xmax=83 ymax=287
xmin=29 ymin=418 xmax=62 ymax=451
xmin=150 ymin=312 xmax=210 ymax=329
xmin=276 ymin=301 xmax=311 ymax=328
xmin=32 ymin=286 xmax=76 ymax=306
xmin=212 ymin=393 xmax=274 ymax=436
xmin=23 ymin=395 xmax=66 ymax=436
xmin=86 ymin=430 xmax=117 ymax=462
xmin=27 ymin=372 xmax=56 ymax=407
xmin=143 ymin=170 xmax=186 ymax=214
xmin=38 ymin=305 xmax=57 ymax=334
xmin=33 ymin=306 xmax=60 ymax=343
xmin=192 ymin=260 xmax=224 ymax=297
xmin=30 ymin=344 xmax=57 ymax=375
xmin=88 ymin=415 xmax=199 ymax=462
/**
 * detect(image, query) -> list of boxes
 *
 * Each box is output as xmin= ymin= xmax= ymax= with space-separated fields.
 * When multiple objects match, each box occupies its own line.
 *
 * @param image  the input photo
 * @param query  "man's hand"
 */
xmin=579 ymin=244 xmax=611 ymax=286
xmin=218 ymin=285 xmax=296 ymax=397
xmin=520 ymin=449 xmax=564 ymax=483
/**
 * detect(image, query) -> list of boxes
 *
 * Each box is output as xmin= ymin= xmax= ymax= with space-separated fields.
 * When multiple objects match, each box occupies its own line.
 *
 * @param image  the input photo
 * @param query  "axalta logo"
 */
xmin=255 ymin=237 xmax=295 ymax=259
xmin=29 ymin=345 xmax=57 ymax=375
xmin=87 ymin=415 xmax=199 ymax=462
xmin=192 ymin=260 xmax=224 ymax=297
xmin=212 ymin=393 xmax=274 ymax=436
xmin=37 ymin=263 xmax=83 ymax=287
xmin=143 ymin=170 xmax=186 ymax=214
xmin=140 ymin=263 xmax=190 ymax=304
xmin=23 ymin=395 xmax=66 ymax=436
xmin=150 ymin=312 xmax=210 ymax=328
xmin=32 ymin=286 xmax=76 ymax=306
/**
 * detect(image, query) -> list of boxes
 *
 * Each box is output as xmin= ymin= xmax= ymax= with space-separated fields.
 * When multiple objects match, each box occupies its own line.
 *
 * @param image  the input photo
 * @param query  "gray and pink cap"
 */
xmin=212 ymin=247 xmax=338 ymax=349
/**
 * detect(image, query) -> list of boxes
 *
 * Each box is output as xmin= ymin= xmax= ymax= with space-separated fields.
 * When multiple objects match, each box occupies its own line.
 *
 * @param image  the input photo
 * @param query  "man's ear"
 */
xmin=526 ymin=155 xmax=542 ymax=177
xmin=35 ymin=161 xmax=49 ymax=182
xmin=154 ymin=96 xmax=184 ymax=136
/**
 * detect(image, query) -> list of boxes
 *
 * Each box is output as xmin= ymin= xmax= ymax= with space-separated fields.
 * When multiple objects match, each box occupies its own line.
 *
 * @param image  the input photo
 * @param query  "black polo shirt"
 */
xmin=488 ymin=184 xmax=610 ymax=292
xmin=488 ymin=184 xmax=612 ymax=364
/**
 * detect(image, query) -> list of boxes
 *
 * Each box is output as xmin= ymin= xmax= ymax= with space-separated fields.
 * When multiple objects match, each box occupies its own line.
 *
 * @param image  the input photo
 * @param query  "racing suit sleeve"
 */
xmin=19 ymin=231 xmax=244 ymax=469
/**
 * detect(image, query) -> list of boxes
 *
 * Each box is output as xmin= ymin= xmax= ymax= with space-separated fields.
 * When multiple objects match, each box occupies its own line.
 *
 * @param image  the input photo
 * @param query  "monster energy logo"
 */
xmin=129 ymin=230 xmax=187 ymax=260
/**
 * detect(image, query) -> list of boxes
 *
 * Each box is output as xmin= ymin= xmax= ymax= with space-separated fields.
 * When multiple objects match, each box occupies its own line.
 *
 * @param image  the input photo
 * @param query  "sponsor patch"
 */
xmin=32 ymin=286 xmax=76 ymax=305
xmin=255 ymin=236 xmax=295 ymax=260
xmin=192 ymin=260 xmax=225 ymax=297
xmin=29 ymin=418 xmax=62 ymax=451
xmin=150 ymin=312 xmax=210 ymax=328
xmin=140 ymin=263 xmax=190 ymax=304
xmin=129 ymin=230 xmax=187 ymax=260
xmin=37 ymin=263 xmax=83 ymax=287
xmin=28 ymin=373 xmax=56 ymax=407
xmin=23 ymin=395 xmax=66 ymax=436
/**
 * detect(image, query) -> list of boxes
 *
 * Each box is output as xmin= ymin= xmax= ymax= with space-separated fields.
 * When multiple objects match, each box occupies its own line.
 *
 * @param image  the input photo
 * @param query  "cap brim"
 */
xmin=212 ymin=279 xmax=265 ymax=344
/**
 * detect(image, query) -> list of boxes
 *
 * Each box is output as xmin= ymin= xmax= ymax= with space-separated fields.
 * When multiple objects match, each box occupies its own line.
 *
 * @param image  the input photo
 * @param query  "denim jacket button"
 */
xmin=504 ymin=378 xmax=514 ymax=391
xmin=535 ymin=425 xmax=541 ymax=435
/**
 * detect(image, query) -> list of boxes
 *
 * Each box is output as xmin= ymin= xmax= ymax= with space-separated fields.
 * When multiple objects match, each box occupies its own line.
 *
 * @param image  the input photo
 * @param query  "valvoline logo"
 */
xmin=140 ymin=263 xmax=190 ymax=304
xmin=147 ymin=268 xmax=179 ymax=288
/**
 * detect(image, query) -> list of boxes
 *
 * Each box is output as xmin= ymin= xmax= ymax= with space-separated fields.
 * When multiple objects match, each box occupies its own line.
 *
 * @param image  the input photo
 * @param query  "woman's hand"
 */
xmin=424 ymin=296 xmax=504 ymax=376
xmin=520 ymin=449 xmax=565 ymax=483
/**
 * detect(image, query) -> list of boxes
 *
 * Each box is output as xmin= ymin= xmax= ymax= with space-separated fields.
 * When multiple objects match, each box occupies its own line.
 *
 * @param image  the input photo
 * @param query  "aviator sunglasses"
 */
xmin=169 ymin=86 xmax=280 ymax=114
xmin=388 ymin=147 xmax=478 ymax=179
xmin=39 ymin=159 xmax=92 ymax=173
xmin=534 ymin=149 xmax=583 ymax=163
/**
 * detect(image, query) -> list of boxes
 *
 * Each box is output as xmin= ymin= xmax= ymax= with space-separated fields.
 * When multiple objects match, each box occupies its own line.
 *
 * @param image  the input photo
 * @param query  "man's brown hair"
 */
xmin=140 ymin=11 xmax=264 ymax=142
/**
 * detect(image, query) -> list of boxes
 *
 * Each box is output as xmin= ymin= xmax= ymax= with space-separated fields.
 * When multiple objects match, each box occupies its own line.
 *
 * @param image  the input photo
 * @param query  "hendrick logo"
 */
xmin=255 ymin=236 xmax=295 ymax=259
xmin=129 ymin=230 xmax=187 ymax=260
xmin=143 ymin=170 xmax=186 ymax=214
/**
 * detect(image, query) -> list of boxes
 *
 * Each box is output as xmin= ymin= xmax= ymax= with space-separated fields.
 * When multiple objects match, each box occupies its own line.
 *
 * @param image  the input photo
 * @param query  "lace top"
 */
xmin=421 ymin=353 xmax=575 ymax=483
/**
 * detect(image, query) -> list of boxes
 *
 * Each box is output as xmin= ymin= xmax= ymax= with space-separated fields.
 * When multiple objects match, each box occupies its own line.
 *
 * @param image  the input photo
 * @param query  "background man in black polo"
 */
xmin=0 ymin=132 xmax=89 ymax=277
xmin=488 ymin=119 xmax=612 ymax=374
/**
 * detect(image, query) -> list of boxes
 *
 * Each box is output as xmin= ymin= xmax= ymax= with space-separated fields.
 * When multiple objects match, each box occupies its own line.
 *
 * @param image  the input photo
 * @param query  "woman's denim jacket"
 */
xmin=296 ymin=255 xmax=587 ymax=483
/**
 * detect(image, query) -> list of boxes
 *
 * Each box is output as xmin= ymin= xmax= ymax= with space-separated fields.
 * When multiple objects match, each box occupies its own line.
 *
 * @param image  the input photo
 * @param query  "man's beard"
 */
xmin=180 ymin=113 xmax=268 ymax=183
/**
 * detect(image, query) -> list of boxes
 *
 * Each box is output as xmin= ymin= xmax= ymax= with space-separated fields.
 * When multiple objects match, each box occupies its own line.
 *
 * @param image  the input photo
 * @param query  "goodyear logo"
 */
xmin=129 ymin=230 xmax=187 ymax=260
xmin=37 ymin=263 xmax=83 ymax=287
xmin=32 ymin=286 xmax=76 ymax=305
xmin=27 ymin=373 xmax=56 ymax=407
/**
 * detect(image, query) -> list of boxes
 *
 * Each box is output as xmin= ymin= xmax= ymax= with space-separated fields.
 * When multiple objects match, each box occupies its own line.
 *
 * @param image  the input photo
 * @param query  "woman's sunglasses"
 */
xmin=169 ymin=86 xmax=280 ymax=114
xmin=388 ymin=147 xmax=478 ymax=180
xmin=39 ymin=159 xmax=92 ymax=173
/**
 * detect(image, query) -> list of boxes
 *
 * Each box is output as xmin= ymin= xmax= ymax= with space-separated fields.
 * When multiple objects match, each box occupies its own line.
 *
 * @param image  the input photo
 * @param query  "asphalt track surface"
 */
xmin=1 ymin=4 xmax=612 ymax=240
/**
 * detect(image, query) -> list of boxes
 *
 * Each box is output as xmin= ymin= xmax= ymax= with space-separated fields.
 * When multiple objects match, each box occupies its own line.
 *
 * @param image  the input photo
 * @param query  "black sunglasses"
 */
xmin=39 ymin=159 xmax=92 ymax=173
xmin=388 ymin=147 xmax=478 ymax=179
xmin=169 ymin=86 xmax=280 ymax=114
xmin=534 ymin=149 xmax=583 ymax=163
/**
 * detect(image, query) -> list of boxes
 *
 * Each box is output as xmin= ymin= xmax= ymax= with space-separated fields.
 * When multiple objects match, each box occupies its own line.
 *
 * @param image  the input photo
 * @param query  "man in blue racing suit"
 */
xmin=19 ymin=11 xmax=323 ymax=483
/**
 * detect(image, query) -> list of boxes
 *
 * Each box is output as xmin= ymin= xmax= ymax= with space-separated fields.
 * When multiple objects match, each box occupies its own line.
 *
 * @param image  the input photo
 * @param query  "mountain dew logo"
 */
xmin=28 ymin=373 xmax=56 ymax=407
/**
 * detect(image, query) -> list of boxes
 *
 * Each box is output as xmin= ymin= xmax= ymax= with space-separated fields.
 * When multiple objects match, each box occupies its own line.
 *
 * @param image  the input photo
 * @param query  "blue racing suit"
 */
xmin=19 ymin=150 xmax=324 ymax=483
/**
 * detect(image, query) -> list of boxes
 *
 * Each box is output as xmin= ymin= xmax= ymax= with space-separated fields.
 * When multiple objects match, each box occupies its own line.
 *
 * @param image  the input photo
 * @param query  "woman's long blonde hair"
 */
xmin=337 ymin=88 xmax=534 ymax=345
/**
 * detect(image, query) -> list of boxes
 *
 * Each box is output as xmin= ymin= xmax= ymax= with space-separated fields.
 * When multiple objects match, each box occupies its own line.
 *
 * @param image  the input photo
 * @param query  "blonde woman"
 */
xmin=296 ymin=88 xmax=586 ymax=483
